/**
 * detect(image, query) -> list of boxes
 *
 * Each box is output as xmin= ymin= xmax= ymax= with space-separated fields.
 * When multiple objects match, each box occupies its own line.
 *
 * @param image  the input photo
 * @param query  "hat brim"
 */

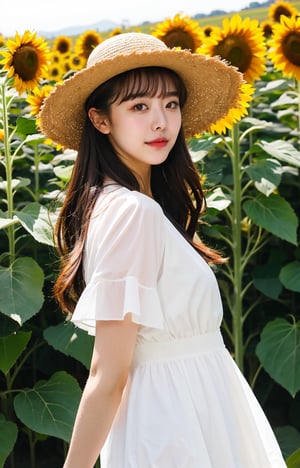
xmin=40 ymin=48 xmax=242 ymax=150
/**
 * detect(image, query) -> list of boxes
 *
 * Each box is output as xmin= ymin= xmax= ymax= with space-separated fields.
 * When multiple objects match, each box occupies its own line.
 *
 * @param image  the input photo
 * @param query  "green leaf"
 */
xmin=258 ymin=140 xmax=300 ymax=167
xmin=256 ymin=318 xmax=300 ymax=397
xmin=0 ymin=257 xmax=44 ymax=325
xmin=0 ymin=414 xmax=18 ymax=467
xmin=0 ymin=216 xmax=19 ymax=230
xmin=0 ymin=331 xmax=31 ymax=375
xmin=287 ymin=447 xmax=300 ymax=468
xmin=14 ymin=371 xmax=82 ymax=442
xmin=53 ymin=165 xmax=73 ymax=182
xmin=280 ymin=261 xmax=300 ymax=293
xmin=44 ymin=322 xmax=93 ymax=369
xmin=15 ymin=116 xmax=37 ymax=136
xmin=245 ymin=158 xmax=282 ymax=196
xmin=206 ymin=187 xmax=231 ymax=211
xmin=274 ymin=426 xmax=300 ymax=459
xmin=243 ymin=194 xmax=298 ymax=245
xmin=252 ymin=263 xmax=282 ymax=299
xmin=15 ymin=202 xmax=54 ymax=246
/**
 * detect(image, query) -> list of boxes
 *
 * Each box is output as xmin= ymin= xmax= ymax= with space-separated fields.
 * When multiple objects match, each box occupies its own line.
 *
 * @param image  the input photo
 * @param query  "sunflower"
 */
xmin=53 ymin=35 xmax=73 ymax=55
xmin=47 ymin=63 xmax=63 ymax=82
xmin=269 ymin=0 xmax=298 ymax=23
xmin=208 ymin=83 xmax=254 ymax=134
xmin=109 ymin=27 xmax=123 ymax=37
xmin=260 ymin=21 xmax=274 ymax=39
xmin=75 ymin=30 xmax=103 ymax=59
xmin=0 ymin=30 xmax=50 ymax=94
xmin=200 ymin=14 xmax=266 ymax=84
xmin=268 ymin=14 xmax=300 ymax=81
xmin=0 ymin=34 xmax=4 ymax=48
xmin=27 ymin=84 xmax=53 ymax=125
xmin=203 ymin=25 xmax=220 ymax=38
xmin=68 ymin=53 xmax=86 ymax=71
xmin=152 ymin=13 xmax=203 ymax=52
xmin=0 ymin=128 xmax=4 ymax=142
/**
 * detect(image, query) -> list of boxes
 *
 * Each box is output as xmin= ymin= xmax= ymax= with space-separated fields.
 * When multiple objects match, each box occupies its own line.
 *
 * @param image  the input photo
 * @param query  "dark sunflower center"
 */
xmin=82 ymin=38 xmax=100 ymax=58
xmin=162 ymin=29 xmax=195 ymax=51
xmin=283 ymin=32 xmax=300 ymax=66
xmin=13 ymin=45 xmax=39 ymax=81
xmin=214 ymin=35 xmax=252 ymax=73
xmin=57 ymin=40 xmax=70 ymax=54
xmin=274 ymin=7 xmax=292 ymax=22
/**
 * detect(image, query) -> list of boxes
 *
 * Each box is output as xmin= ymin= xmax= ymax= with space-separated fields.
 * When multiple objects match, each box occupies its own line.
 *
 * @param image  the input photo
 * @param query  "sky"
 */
xmin=1 ymin=0 xmax=266 ymax=37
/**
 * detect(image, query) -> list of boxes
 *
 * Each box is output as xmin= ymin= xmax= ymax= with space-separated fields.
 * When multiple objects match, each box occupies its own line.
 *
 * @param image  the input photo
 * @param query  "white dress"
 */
xmin=72 ymin=184 xmax=287 ymax=468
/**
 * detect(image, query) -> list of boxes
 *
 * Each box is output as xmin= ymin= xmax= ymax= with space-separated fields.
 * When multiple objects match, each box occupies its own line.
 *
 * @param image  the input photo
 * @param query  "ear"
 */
xmin=88 ymin=108 xmax=111 ymax=134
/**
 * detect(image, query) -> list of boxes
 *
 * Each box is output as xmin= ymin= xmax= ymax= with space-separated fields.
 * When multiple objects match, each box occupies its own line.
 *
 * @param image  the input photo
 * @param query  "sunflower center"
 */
xmin=13 ymin=45 xmax=39 ymax=81
xmin=214 ymin=35 xmax=252 ymax=73
xmin=283 ymin=32 xmax=300 ymax=66
xmin=162 ymin=29 xmax=195 ymax=51
xmin=274 ymin=7 xmax=292 ymax=22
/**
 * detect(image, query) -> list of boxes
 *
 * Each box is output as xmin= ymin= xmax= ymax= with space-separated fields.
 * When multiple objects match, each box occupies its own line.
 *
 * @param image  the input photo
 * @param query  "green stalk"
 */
xmin=230 ymin=123 xmax=244 ymax=372
xmin=298 ymin=80 xmax=300 ymax=144
xmin=1 ymin=80 xmax=15 ymax=263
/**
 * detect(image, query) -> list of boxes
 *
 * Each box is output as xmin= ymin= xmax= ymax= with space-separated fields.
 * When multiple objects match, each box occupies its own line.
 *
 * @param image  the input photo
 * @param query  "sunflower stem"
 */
xmin=230 ymin=123 xmax=244 ymax=372
xmin=1 ymin=79 xmax=16 ymax=263
xmin=298 ymin=80 xmax=300 ymax=147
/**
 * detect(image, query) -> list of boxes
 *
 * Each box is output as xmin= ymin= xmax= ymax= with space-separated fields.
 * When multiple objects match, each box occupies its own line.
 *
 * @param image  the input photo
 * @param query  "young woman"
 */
xmin=40 ymin=32 xmax=287 ymax=468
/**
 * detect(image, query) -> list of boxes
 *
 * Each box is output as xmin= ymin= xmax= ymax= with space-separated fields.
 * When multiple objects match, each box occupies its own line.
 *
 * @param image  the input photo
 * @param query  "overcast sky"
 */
xmin=1 ymin=0 xmax=266 ymax=37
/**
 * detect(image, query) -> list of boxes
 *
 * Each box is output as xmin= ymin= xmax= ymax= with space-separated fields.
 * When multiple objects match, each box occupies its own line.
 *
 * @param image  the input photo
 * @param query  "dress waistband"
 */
xmin=133 ymin=330 xmax=225 ymax=366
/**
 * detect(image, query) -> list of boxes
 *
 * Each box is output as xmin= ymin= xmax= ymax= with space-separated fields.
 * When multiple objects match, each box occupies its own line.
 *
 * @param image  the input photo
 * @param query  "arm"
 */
xmin=63 ymin=314 xmax=139 ymax=468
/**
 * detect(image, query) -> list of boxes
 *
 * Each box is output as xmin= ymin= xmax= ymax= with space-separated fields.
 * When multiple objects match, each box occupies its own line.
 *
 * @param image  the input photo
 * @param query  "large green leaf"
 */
xmin=280 ymin=261 xmax=300 ymax=293
xmin=244 ymin=158 xmax=282 ymax=196
xmin=252 ymin=263 xmax=282 ymax=300
xmin=287 ymin=448 xmax=300 ymax=468
xmin=0 ymin=331 xmax=31 ymax=375
xmin=256 ymin=318 xmax=300 ymax=397
xmin=15 ymin=202 xmax=54 ymax=246
xmin=243 ymin=194 xmax=298 ymax=245
xmin=274 ymin=426 xmax=300 ymax=459
xmin=0 ymin=414 xmax=18 ymax=468
xmin=259 ymin=140 xmax=300 ymax=167
xmin=0 ymin=257 xmax=44 ymax=325
xmin=44 ymin=322 xmax=93 ymax=369
xmin=14 ymin=371 xmax=81 ymax=442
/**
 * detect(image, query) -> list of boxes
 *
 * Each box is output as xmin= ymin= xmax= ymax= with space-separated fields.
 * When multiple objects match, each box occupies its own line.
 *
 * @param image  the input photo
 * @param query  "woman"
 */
xmin=40 ymin=32 xmax=286 ymax=467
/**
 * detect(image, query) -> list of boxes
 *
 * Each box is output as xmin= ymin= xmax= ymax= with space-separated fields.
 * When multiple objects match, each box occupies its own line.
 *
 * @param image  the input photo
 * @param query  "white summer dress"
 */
xmin=72 ymin=183 xmax=287 ymax=468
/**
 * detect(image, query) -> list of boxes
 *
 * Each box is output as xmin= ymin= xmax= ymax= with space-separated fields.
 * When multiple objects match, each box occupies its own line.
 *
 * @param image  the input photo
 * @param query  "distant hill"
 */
xmin=39 ymin=20 xmax=117 ymax=39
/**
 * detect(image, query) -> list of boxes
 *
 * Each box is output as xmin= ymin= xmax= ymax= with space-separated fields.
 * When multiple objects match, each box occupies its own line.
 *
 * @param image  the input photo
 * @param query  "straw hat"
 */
xmin=40 ymin=32 xmax=243 ymax=150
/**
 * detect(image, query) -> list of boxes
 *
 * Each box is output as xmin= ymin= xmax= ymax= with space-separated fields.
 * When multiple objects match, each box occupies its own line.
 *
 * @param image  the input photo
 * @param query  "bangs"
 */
xmin=109 ymin=67 xmax=187 ymax=107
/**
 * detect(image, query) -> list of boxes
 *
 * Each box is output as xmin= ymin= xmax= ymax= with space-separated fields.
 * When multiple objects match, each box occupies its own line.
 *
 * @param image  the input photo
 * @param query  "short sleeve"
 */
xmin=71 ymin=189 xmax=165 ymax=335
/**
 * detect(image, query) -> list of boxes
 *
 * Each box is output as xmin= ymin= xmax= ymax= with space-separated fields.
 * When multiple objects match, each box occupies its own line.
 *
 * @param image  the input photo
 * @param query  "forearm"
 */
xmin=63 ymin=374 xmax=124 ymax=468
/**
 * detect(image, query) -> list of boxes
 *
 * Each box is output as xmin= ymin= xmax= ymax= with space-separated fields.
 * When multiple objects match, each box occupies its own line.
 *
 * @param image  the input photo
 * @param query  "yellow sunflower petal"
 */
xmin=208 ymin=83 xmax=254 ymax=134
xmin=27 ymin=84 xmax=54 ymax=116
xmin=200 ymin=13 xmax=266 ymax=84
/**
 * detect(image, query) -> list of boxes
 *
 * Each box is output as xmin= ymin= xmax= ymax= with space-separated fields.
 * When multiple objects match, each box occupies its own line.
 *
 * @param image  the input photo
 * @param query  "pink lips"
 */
xmin=146 ymin=138 xmax=168 ymax=148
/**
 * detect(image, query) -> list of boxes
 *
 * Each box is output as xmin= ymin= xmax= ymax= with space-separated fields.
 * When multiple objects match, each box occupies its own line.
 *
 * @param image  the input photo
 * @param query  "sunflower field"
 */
xmin=1 ymin=1 xmax=300 ymax=466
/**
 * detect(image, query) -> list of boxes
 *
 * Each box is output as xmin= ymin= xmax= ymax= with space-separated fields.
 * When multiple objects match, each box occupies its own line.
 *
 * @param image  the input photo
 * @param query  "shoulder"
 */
xmin=93 ymin=185 xmax=164 ymax=222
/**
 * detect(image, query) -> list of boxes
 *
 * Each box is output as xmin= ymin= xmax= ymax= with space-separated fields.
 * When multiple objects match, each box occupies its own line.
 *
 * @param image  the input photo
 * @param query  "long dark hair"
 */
xmin=54 ymin=67 xmax=223 ymax=313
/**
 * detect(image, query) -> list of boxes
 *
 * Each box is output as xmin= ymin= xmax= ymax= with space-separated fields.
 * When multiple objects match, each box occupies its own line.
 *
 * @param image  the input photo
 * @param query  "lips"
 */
xmin=145 ymin=138 xmax=168 ymax=148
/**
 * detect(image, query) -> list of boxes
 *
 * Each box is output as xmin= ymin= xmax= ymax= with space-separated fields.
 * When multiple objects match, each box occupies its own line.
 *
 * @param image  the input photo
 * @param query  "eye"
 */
xmin=133 ymin=103 xmax=147 ymax=111
xmin=166 ymin=100 xmax=179 ymax=109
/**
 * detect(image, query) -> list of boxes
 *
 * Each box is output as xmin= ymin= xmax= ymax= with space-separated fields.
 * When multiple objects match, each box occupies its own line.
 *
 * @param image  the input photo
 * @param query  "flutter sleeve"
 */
xmin=71 ymin=190 xmax=165 ymax=335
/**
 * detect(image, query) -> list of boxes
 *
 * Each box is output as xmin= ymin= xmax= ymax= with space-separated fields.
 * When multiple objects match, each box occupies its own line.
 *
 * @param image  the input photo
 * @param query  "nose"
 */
xmin=151 ymin=105 xmax=167 ymax=131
